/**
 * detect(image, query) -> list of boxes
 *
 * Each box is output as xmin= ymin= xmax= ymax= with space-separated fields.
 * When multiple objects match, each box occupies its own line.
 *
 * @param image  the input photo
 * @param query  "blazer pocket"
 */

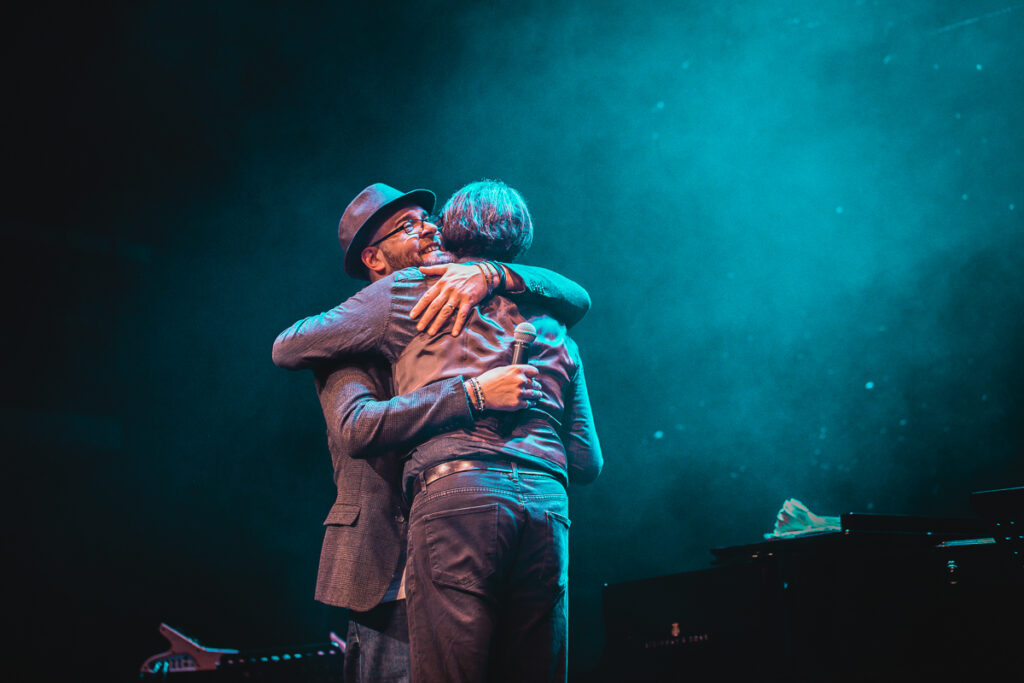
xmin=323 ymin=503 xmax=360 ymax=526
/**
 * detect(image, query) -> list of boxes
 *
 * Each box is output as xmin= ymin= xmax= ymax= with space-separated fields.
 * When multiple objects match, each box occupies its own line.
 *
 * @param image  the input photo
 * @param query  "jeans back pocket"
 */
xmin=423 ymin=502 xmax=500 ymax=596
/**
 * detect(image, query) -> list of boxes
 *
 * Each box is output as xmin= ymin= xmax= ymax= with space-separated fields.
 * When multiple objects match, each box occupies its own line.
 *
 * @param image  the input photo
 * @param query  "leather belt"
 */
xmin=410 ymin=459 xmax=556 ymax=500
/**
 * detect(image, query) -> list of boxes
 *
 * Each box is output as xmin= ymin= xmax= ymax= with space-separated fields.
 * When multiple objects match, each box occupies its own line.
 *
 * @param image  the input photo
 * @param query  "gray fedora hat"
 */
xmin=338 ymin=183 xmax=436 ymax=280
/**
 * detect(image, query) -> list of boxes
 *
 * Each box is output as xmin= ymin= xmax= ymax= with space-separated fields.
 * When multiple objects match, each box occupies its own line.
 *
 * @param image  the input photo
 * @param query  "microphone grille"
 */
xmin=513 ymin=321 xmax=537 ymax=343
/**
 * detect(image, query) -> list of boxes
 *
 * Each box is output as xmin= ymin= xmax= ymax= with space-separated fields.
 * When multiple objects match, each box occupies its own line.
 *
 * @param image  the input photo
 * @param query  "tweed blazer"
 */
xmin=312 ymin=358 xmax=472 ymax=612
xmin=278 ymin=264 xmax=591 ymax=612
xmin=275 ymin=265 xmax=599 ymax=490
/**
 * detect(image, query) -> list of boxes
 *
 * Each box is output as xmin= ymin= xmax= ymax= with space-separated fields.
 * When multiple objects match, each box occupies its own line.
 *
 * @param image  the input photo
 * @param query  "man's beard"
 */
xmin=379 ymin=241 xmax=454 ymax=271
xmin=421 ymin=248 xmax=454 ymax=267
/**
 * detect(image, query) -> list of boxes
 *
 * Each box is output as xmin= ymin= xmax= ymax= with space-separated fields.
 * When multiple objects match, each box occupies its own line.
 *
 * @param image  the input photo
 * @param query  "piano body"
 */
xmin=591 ymin=488 xmax=1023 ymax=682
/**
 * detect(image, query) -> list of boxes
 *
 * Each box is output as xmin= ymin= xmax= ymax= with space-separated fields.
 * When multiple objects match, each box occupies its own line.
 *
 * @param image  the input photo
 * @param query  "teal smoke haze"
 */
xmin=7 ymin=0 xmax=1022 ymax=677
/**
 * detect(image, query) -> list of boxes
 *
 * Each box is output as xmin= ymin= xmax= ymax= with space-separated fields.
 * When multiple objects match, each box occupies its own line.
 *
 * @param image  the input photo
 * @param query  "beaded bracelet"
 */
xmin=465 ymin=379 xmax=480 ymax=413
xmin=467 ymin=377 xmax=478 ymax=412
xmin=470 ymin=377 xmax=486 ymax=411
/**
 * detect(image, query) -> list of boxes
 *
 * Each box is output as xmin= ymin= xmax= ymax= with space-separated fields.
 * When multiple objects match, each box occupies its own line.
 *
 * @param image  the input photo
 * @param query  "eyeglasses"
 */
xmin=368 ymin=214 xmax=438 ymax=248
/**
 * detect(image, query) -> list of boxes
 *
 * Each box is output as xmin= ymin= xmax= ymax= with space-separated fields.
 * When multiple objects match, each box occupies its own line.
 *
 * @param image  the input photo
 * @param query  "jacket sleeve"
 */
xmin=561 ymin=360 xmax=603 ymax=485
xmin=502 ymin=264 xmax=591 ymax=329
xmin=319 ymin=365 xmax=474 ymax=460
xmin=272 ymin=276 xmax=394 ymax=370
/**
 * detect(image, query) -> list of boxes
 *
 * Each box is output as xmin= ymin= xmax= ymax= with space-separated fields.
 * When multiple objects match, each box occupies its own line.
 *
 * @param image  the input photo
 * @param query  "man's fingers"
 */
xmin=411 ymin=282 xmax=443 ymax=320
xmin=450 ymin=302 xmax=472 ymax=336
xmin=518 ymin=364 xmax=539 ymax=377
xmin=427 ymin=301 xmax=456 ymax=335
xmin=418 ymin=265 xmax=450 ymax=275
xmin=418 ymin=294 xmax=451 ymax=331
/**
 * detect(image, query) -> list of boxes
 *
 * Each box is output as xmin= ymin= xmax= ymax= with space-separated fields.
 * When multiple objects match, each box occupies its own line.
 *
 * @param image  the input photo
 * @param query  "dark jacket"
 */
xmin=276 ymin=264 xmax=592 ymax=611
xmin=312 ymin=360 xmax=470 ymax=611
xmin=275 ymin=265 xmax=602 ymax=491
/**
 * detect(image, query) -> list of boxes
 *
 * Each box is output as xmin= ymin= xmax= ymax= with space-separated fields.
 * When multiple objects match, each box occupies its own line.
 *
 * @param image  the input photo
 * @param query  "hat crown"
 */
xmin=338 ymin=183 xmax=404 ymax=252
xmin=337 ymin=183 xmax=436 ymax=280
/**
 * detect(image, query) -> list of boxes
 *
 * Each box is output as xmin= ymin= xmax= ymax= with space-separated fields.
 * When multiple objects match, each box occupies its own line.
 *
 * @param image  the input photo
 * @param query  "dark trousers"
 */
xmin=405 ymin=464 xmax=571 ymax=683
xmin=345 ymin=600 xmax=410 ymax=683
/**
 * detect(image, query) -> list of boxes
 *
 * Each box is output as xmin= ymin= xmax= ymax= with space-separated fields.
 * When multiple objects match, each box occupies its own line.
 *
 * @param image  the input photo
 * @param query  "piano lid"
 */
xmin=710 ymin=512 xmax=991 ymax=565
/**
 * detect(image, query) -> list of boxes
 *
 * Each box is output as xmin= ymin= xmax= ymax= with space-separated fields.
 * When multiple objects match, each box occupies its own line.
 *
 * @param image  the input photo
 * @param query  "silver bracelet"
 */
xmin=474 ymin=262 xmax=493 ymax=294
xmin=487 ymin=261 xmax=506 ymax=292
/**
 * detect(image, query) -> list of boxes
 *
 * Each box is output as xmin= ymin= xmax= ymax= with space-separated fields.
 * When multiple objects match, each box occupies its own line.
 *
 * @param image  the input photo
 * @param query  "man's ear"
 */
xmin=362 ymin=246 xmax=388 ymax=278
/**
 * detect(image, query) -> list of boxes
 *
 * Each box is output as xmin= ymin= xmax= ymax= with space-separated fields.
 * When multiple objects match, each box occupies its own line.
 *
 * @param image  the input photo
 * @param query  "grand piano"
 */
xmin=589 ymin=487 xmax=1022 ymax=682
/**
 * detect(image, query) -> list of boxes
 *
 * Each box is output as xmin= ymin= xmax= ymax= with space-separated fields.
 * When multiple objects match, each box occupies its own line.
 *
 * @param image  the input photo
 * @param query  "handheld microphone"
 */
xmin=511 ymin=322 xmax=537 ymax=365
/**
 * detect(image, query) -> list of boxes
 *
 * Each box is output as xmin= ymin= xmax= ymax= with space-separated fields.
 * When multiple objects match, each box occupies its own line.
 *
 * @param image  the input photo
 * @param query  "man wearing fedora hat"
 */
xmin=332 ymin=182 xmax=590 ymax=331
xmin=276 ymin=182 xmax=591 ymax=683
xmin=274 ymin=180 xmax=600 ymax=683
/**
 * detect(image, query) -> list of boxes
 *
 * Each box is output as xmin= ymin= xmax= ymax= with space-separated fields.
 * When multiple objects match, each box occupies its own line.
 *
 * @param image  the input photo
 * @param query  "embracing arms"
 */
xmin=271 ymin=262 xmax=591 ymax=371
xmin=562 ymin=361 xmax=603 ymax=485
xmin=412 ymin=262 xmax=591 ymax=335
xmin=318 ymin=364 xmax=472 ymax=460
xmin=272 ymin=276 xmax=391 ymax=371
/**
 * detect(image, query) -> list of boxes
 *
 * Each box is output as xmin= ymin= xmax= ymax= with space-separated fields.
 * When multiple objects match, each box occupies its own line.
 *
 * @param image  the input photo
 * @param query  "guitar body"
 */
xmin=140 ymin=623 xmax=345 ymax=680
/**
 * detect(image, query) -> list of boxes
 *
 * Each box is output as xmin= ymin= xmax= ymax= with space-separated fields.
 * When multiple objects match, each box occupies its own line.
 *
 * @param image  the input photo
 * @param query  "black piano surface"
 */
xmin=587 ymin=489 xmax=1023 ymax=682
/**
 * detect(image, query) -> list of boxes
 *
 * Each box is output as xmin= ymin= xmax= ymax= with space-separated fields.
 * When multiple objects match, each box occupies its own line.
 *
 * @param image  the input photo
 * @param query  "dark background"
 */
xmin=6 ymin=1 xmax=1022 ymax=680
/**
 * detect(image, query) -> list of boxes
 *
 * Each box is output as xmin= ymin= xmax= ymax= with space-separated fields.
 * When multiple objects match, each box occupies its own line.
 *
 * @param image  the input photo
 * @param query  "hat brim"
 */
xmin=344 ymin=188 xmax=436 ymax=279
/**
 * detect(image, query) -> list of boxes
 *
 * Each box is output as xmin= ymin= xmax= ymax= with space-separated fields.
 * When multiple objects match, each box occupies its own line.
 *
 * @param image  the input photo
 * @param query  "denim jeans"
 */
xmin=405 ymin=463 xmax=571 ymax=683
xmin=345 ymin=600 xmax=410 ymax=683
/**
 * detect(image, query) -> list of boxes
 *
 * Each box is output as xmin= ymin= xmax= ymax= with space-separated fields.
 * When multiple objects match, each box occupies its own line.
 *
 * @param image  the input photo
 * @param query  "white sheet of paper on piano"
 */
xmin=765 ymin=498 xmax=841 ymax=539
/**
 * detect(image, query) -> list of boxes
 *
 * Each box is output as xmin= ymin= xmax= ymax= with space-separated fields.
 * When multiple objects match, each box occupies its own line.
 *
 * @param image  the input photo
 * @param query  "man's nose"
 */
xmin=420 ymin=220 xmax=439 ymax=238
